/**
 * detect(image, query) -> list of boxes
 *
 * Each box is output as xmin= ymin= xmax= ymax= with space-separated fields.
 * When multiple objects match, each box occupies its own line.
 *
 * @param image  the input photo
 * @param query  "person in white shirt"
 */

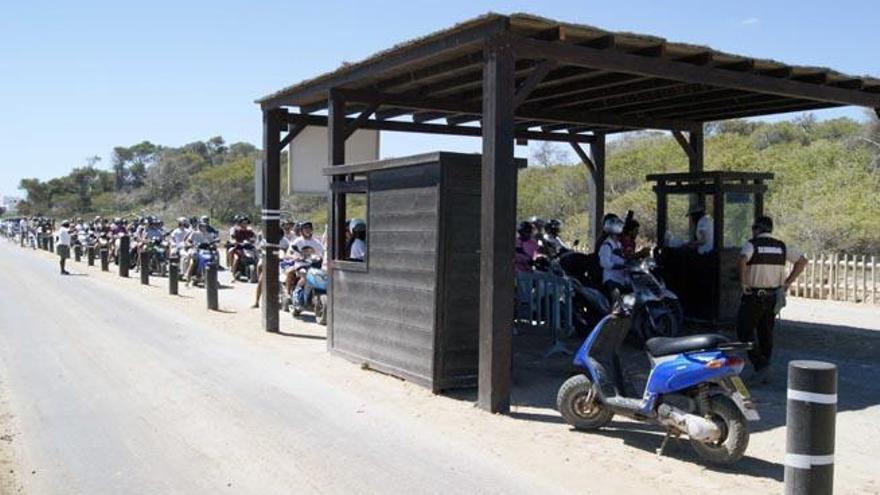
xmin=347 ymin=218 xmax=366 ymax=261
xmin=55 ymin=220 xmax=72 ymax=275
xmin=291 ymin=222 xmax=324 ymax=259
xmin=184 ymin=222 xmax=217 ymax=283
xmin=598 ymin=215 xmax=627 ymax=295
xmin=687 ymin=205 xmax=714 ymax=255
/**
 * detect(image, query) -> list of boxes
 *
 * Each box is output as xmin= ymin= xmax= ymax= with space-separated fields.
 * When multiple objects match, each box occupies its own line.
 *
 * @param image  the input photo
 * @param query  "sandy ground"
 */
xmin=0 ymin=240 xmax=878 ymax=494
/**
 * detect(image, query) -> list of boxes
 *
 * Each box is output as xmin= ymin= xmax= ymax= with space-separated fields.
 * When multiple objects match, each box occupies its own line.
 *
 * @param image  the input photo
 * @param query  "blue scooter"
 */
xmin=557 ymin=294 xmax=759 ymax=465
xmin=190 ymin=242 xmax=219 ymax=287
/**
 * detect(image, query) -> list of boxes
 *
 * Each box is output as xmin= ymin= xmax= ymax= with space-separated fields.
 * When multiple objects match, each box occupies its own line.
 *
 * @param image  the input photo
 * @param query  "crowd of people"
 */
xmin=1 ymin=213 xmax=367 ymax=317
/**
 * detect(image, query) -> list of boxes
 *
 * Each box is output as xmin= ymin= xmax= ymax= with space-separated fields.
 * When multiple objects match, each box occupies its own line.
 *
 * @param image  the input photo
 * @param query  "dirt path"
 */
xmin=1 ymin=241 xmax=878 ymax=494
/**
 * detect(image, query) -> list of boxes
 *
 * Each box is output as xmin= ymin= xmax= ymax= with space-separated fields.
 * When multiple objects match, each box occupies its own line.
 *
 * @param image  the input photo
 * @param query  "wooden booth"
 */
xmin=647 ymin=172 xmax=772 ymax=325
xmin=256 ymin=13 xmax=880 ymax=413
xmin=322 ymin=152 xmax=523 ymax=391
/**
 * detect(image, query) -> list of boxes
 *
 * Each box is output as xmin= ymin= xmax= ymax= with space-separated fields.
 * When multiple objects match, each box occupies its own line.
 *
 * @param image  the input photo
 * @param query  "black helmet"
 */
xmin=517 ymin=221 xmax=533 ymax=235
xmin=301 ymin=221 xmax=314 ymax=230
xmin=545 ymin=219 xmax=561 ymax=235
xmin=752 ymin=216 xmax=773 ymax=234
xmin=241 ymin=215 xmax=250 ymax=224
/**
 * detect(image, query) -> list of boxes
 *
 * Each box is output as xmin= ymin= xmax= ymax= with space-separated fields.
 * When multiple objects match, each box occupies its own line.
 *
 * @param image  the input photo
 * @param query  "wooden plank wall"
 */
xmin=332 ymin=164 xmax=441 ymax=387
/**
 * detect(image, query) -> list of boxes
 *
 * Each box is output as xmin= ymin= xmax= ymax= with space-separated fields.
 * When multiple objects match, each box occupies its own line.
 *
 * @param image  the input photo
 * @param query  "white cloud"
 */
xmin=741 ymin=17 xmax=760 ymax=26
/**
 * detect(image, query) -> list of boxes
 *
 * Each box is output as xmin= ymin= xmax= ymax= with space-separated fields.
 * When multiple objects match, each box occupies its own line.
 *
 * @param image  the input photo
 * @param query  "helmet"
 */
xmin=301 ymin=221 xmax=314 ymax=230
xmin=177 ymin=216 xmax=188 ymax=226
xmin=517 ymin=221 xmax=534 ymax=235
xmin=240 ymin=215 xmax=250 ymax=224
xmin=603 ymin=214 xmax=624 ymax=235
xmin=545 ymin=219 xmax=561 ymax=236
xmin=200 ymin=215 xmax=209 ymax=224
xmin=349 ymin=218 xmax=366 ymax=233
xmin=113 ymin=217 xmax=121 ymax=224
xmin=529 ymin=216 xmax=546 ymax=230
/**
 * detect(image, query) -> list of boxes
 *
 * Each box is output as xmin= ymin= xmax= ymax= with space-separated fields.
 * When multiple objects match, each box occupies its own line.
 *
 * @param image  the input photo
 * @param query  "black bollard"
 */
xmin=118 ymin=235 xmax=130 ymax=278
xmin=48 ymin=235 xmax=54 ymax=252
xmin=100 ymin=247 xmax=109 ymax=271
xmin=87 ymin=246 xmax=95 ymax=266
xmin=168 ymin=255 xmax=179 ymax=295
xmin=74 ymin=245 xmax=82 ymax=262
xmin=206 ymin=262 xmax=219 ymax=310
xmin=785 ymin=360 xmax=837 ymax=495
xmin=140 ymin=250 xmax=150 ymax=285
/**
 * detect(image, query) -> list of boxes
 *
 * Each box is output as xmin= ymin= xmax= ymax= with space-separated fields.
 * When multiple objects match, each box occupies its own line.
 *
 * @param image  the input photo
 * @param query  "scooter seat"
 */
xmin=645 ymin=334 xmax=729 ymax=357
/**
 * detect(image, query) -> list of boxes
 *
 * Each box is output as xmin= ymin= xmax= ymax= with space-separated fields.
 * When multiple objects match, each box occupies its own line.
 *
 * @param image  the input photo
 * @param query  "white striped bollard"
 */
xmin=785 ymin=360 xmax=837 ymax=494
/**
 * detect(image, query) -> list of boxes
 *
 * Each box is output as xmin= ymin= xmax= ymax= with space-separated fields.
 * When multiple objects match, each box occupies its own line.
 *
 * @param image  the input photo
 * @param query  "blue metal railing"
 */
xmin=515 ymin=271 xmax=574 ymax=356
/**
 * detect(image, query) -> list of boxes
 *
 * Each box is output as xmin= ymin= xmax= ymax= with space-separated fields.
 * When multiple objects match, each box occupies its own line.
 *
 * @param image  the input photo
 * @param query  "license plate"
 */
xmin=730 ymin=376 xmax=751 ymax=399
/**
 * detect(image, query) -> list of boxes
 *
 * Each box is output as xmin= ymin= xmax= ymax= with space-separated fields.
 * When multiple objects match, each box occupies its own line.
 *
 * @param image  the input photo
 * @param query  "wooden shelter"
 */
xmin=255 ymin=13 xmax=880 ymax=413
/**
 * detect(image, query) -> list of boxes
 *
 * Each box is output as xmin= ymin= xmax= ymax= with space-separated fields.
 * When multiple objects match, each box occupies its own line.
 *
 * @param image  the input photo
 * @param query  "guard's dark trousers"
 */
xmin=736 ymin=292 xmax=777 ymax=371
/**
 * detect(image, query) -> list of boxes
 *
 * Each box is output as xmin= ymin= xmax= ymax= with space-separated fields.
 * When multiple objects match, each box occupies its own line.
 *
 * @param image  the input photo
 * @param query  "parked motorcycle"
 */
xmin=557 ymin=294 xmax=758 ymax=465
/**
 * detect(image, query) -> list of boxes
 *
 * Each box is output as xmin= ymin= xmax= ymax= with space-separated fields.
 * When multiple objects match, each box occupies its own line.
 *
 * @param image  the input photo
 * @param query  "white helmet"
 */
xmin=603 ymin=215 xmax=624 ymax=235
xmin=349 ymin=218 xmax=366 ymax=233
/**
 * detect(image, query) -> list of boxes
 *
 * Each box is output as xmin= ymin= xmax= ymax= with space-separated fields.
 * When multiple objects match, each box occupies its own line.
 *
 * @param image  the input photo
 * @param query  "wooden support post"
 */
xmin=206 ymin=262 xmax=219 ymax=311
xmin=656 ymin=180 xmax=668 ymax=248
xmin=118 ymin=235 xmax=130 ymax=278
xmin=327 ymin=88 xmax=347 ymax=350
xmin=589 ymin=134 xmax=606 ymax=249
xmin=809 ymin=254 xmax=816 ymax=299
xmin=100 ymin=246 xmax=109 ymax=271
xmin=818 ymin=253 xmax=825 ymax=300
xmin=861 ymin=255 xmax=867 ymax=302
xmin=842 ymin=253 xmax=849 ymax=302
xmin=478 ymin=38 xmax=516 ymax=414
xmin=168 ymin=255 xmax=179 ymax=296
xmin=260 ymin=108 xmax=284 ymax=333
xmin=872 ymin=255 xmax=876 ymax=304
xmin=140 ymin=250 xmax=150 ymax=286
xmin=569 ymin=136 xmax=605 ymax=248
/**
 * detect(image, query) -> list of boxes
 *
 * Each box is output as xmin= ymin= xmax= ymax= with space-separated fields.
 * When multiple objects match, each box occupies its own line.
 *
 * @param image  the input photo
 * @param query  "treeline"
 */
xmin=520 ymin=112 xmax=880 ymax=254
xmin=16 ymin=137 xmax=262 ymax=224
xmin=13 ymin=113 xmax=880 ymax=253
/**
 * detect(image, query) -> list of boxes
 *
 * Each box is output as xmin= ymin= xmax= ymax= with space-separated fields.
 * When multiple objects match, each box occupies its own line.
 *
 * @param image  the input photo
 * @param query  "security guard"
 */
xmin=737 ymin=215 xmax=807 ymax=383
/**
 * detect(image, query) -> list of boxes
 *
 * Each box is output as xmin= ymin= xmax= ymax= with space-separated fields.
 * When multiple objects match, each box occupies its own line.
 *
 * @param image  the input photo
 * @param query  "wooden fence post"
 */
xmin=818 ymin=253 xmax=825 ymax=300
xmin=810 ymin=254 xmax=817 ymax=299
xmin=872 ymin=255 xmax=877 ymax=304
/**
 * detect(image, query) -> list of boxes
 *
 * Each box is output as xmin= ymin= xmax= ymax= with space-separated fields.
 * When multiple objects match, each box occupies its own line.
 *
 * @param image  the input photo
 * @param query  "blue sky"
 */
xmin=1 ymin=0 xmax=878 ymax=198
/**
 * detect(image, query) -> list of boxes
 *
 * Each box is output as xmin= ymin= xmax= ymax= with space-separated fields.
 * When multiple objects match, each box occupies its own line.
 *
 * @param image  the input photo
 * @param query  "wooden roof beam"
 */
xmin=258 ymin=16 xmax=510 ymax=108
xmin=509 ymin=35 xmax=880 ymax=108
xmin=338 ymin=87 xmax=699 ymax=131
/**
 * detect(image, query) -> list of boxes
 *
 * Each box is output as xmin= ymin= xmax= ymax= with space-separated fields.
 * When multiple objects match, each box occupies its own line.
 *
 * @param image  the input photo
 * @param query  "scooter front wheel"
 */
xmin=690 ymin=395 xmax=749 ymax=465
xmin=557 ymin=374 xmax=613 ymax=430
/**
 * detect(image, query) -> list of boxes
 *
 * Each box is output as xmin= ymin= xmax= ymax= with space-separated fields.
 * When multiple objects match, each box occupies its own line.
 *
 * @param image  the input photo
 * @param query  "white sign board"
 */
xmin=253 ymin=159 xmax=263 ymax=206
xmin=288 ymin=126 xmax=380 ymax=194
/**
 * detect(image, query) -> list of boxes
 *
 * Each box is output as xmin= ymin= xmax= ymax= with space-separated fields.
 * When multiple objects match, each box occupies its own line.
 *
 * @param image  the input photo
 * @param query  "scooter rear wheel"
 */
xmin=690 ymin=395 xmax=749 ymax=465
xmin=557 ymin=374 xmax=613 ymax=430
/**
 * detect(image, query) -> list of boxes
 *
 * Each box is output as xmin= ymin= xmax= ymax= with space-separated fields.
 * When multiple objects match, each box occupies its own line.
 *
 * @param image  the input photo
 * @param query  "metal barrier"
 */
xmin=515 ymin=271 xmax=574 ymax=357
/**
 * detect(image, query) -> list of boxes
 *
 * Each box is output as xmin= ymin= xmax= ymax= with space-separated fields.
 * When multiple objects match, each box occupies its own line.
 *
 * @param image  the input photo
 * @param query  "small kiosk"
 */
xmin=647 ymin=171 xmax=773 ymax=325
xmin=322 ymin=152 xmax=523 ymax=392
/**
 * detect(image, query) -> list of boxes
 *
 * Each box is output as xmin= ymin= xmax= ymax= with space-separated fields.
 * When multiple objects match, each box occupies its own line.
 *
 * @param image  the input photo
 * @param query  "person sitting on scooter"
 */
xmin=541 ymin=219 xmax=569 ymax=257
xmin=514 ymin=221 xmax=538 ymax=273
xmin=184 ymin=221 xmax=216 ymax=284
xmin=620 ymin=216 xmax=651 ymax=261
xmin=200 ymin=215 xmax=219 ymax=241
xmin=292 ymin=221 xmax=324 ymax=259
xmin=229 ymin=216 xmax=257 ymax=282
xmin=251 ymin=220 xmax=298 ymax=308
xmin=347 ymin=219 xmax=366 ymax=261
xmin=598 ymin=214 xmax=628 ymax=296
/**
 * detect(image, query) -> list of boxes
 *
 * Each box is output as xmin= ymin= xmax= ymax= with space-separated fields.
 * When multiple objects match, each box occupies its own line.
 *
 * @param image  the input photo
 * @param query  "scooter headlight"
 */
xmin=642 ymin=258 xmax=657 ymax=271
xmin=622 ymin=293 xmax=636 ymax=309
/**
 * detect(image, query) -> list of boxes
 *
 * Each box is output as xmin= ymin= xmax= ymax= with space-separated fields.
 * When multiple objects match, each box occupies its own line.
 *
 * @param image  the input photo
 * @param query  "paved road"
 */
xmin=0 ymin=242 xmax=552 ymax=494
